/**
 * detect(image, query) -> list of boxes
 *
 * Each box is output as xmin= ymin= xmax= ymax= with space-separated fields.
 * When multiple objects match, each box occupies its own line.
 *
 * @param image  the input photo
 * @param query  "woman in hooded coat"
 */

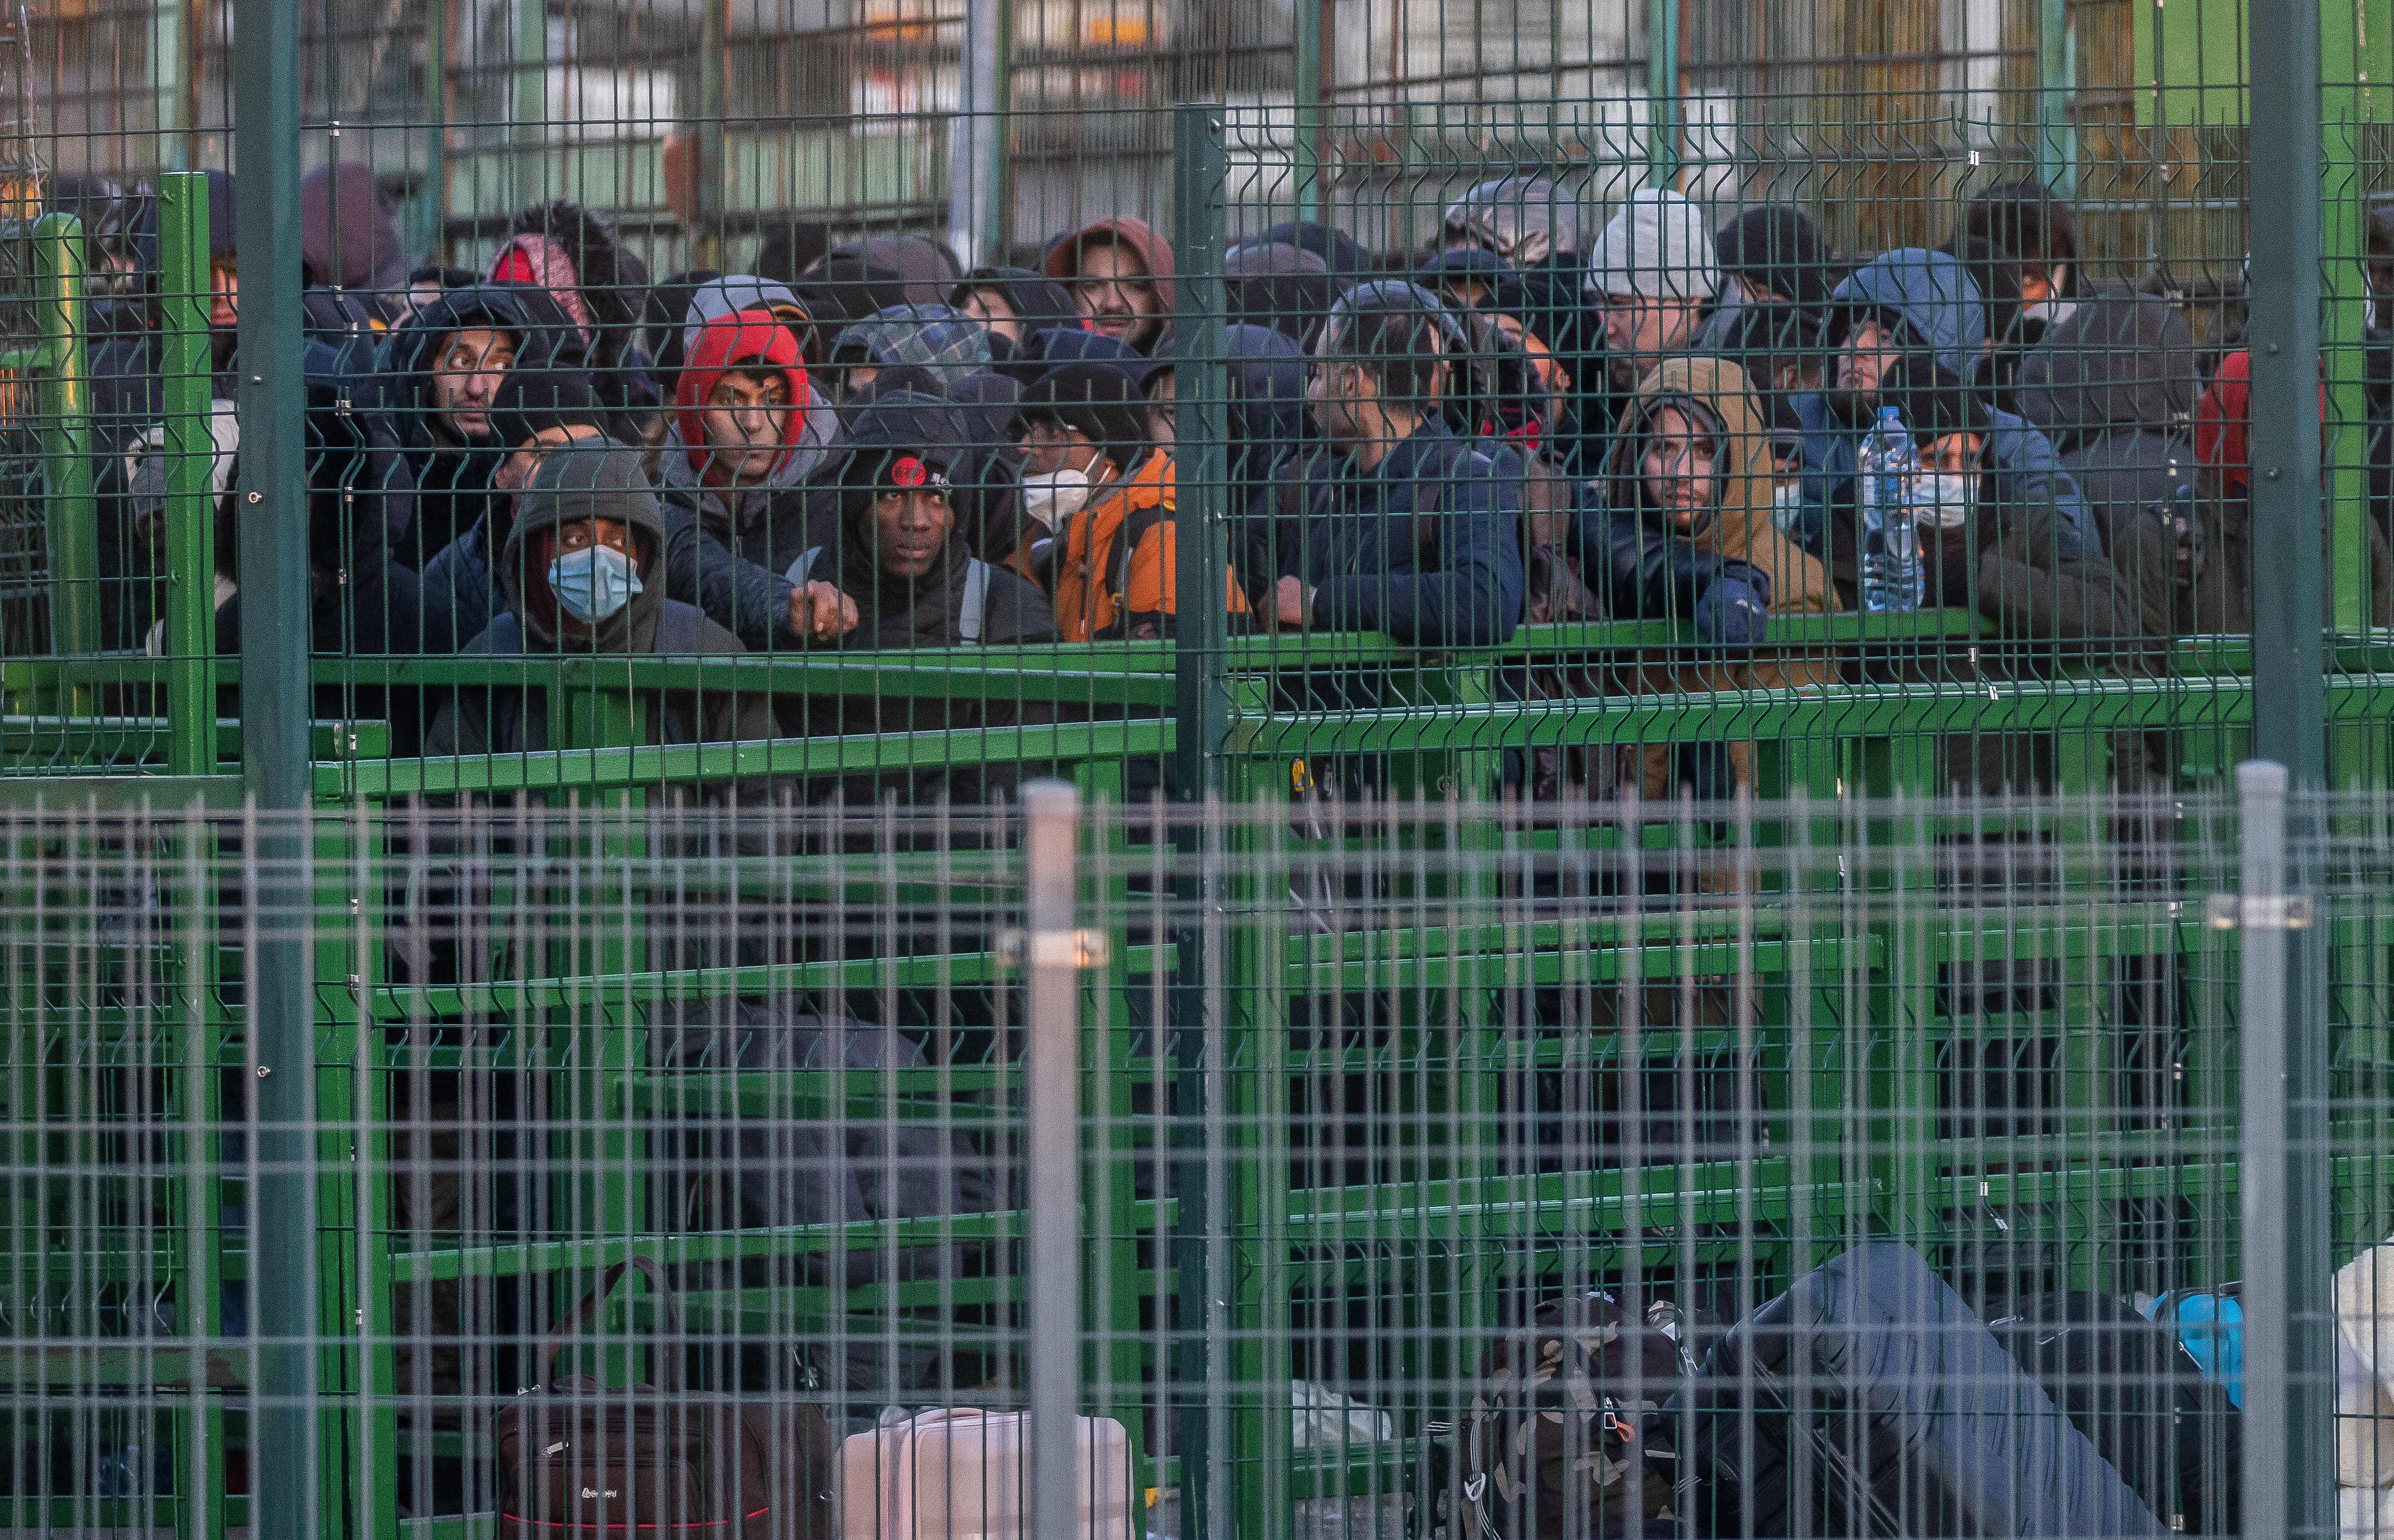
xmin=1598 ymin=356 xmax=1836 ymax=799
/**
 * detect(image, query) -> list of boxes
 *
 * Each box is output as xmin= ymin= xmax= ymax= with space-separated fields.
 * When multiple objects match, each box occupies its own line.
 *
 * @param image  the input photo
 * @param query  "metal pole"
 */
xmin=2248 ymin=0 xmax=2326 ymax=787
xmin=1021 ymin=780 xmax=1083 ymax=1540
xmin=1645 ymin=0 xmax=1681 ymax=189
xmin=512 ymin=0 xmax=547 ymax=211
xmin=1169 ymin=100 xmax=1230 ymax=1540
xmin=695 ymin=0 xmax=726 ymax=270
xmin=1171 ymin=102 xmax=1229 ymax=805
xmin=950 ymin=0 xmax=1009 ymax=267
xmin=32 ymin=215 xmax=94 ymax=666
xmin=1293 ymin=0 xmax=1321 ymax=224
xmin=2035 ymin=0 xmax=2074 ymax=196
xmin=2246 ymin=0 xmax=2338 ymax=1525
xmin=157 ymin=173 xmax=215 ymax=777
xmin=232 ymin=1 xmax=318 ymax=1538
xmin=2238 ymin=759 xmax=2293 ymax=1540
xmin=417 ymin=0 xmax=450 ymax=262
xmin=153 ymin=0 xmax=187 ymax=171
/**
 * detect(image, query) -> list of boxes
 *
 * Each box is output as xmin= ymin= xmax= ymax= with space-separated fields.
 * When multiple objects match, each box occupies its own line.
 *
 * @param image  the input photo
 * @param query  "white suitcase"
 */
xmin=839 ymin=1407 xmax=1132 ymax=1540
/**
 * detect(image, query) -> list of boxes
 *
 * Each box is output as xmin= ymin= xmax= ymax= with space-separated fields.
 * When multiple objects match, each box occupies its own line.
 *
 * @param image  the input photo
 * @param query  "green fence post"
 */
xmin=695 ymin=0 xmax=726 ymax=270
xmin=2035 ymin=0 xmax=2076 ymax=196
xmin=416 ymin=0 xmax=449 ymax=262
xmin=2246 ymin=5 xmax=2337 ymax=1540
xmin=1645 ymin=0 xmax=1681 ymax=188
xmin=1293 ymin=0 xmax=1323 ymax=224
xmin=157 ymin=174 xmax=217 ymax=777
xmin=1169 ymin=98 xmax=1231 ymax=1540
xmin=231 ymin=0 xmax=325 ymax=1535
xmin=33 ymin=214 xmax=96 ymax=672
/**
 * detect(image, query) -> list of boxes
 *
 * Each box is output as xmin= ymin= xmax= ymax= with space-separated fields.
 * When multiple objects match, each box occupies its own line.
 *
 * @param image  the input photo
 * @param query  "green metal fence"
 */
xmin=0 ymin=0 xmax=2384 ymax=1533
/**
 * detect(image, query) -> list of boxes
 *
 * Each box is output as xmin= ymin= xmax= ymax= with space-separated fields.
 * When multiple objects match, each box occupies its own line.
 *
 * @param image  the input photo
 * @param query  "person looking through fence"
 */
xmin=781 ymin=392 xmax=1056 ymax=650
xmin=1440 ymin=176 xmax=1585 ymax=267
xmin=654 ymin=303 xmax=840 ymax=652
xmin=489 ymin=198 xmax=661 ymax=429
xmin=1005 ymin=358 xmax=1245 ymax=641
xmin=379 ymin=282 xmax=573 ymax=572
xmin=1586 ymin=188 xmax=1723 ymax=392
xmin=2181 ymin=349 xmax=2394 ymax=634
xmin=949 ymin=267 xmax=1077 ymax=369
xmin=418 ymin=367 xmax=609 ymax=652
xmin=1044 ymin=216 xmax=1175 ymax=356
xmin=1576 ymin=356 xmax=1833 ymax=796
xmin=424 ymin=440 xmax=776 ymax=756
xmin=1786 ymin=248 xmax=2095 ymax=579
xmin=1872 ymin=359 xmax=2141 ymax=642
xmin=299 ymin=163 xmax=408 ymax=326
xmin=824 ymin=303 xmax=992 ymax=404
xmin=1273 ymin=281 xmax=1523 ymax=648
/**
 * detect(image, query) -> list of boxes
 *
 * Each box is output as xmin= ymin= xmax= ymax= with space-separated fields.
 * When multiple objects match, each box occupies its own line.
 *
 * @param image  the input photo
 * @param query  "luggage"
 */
xmin=839 ymin=1407 xmax=1132 ymax=1540
xmin=1418 ymin=1289 xmax=1693 ymax=1540
xmin=1682 ymin=1242 xmax=2168 ymax=1540
xmin=492 ymin=1258 xmax=838 ymax=1540
xmin=2337 ymin=1243 xmax=2394 ymax=1492
xmin=1988 ymin=1290 xmax=2243 ymax=1534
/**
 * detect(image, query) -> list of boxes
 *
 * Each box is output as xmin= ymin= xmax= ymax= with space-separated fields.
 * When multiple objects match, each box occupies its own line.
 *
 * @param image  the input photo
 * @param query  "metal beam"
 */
xmin=230 ymin=4 xmax=320 ymax=1540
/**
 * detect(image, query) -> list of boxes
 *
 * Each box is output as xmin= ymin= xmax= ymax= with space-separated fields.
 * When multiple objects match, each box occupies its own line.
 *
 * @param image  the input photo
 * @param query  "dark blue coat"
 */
xmin=1293 ymin=420 xmax=1524 ymax=648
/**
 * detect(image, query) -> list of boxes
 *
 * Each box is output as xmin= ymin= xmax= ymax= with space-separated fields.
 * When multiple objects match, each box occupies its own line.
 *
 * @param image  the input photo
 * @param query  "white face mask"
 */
xmin=1019 ymin=467 xmax=1093 ymax=532
xmin=1914 ymin=471 xmax=1976 ymax=531
xmin=1771 ymin=479 xmax=1805 ymax=531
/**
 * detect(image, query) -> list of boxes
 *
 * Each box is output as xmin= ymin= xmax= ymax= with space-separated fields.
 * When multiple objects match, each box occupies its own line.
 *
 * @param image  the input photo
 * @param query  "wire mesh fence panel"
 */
xmin=0 ymin=785 xmax=2372 ymax=1539
xmin=0 ymin=0 xmax=2378 ymax=813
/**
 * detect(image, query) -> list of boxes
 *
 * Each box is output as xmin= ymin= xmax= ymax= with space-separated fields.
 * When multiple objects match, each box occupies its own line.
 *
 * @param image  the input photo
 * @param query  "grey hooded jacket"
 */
xmin=1790 ymin=248 xmax=2097 ymax=560
xmin=654 ymin=286 xmax=841 ymax=651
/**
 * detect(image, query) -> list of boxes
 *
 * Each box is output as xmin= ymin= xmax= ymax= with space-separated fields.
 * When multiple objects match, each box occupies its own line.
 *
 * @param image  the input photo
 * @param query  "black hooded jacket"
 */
xmin=423 ymin=443 xmax=776 ymax=756
xmin=380 ymin=283 xmax=574 ymax=578
xmin=795 ymin=393 xmax=1056 ymax=651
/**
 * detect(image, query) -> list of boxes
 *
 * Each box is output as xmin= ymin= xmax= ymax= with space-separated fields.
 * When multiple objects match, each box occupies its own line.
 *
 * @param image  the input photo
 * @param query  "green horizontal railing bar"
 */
xmin=320 ymin=718 xmax=1175 ymax=798
xmin=0 ymin=773 xmax=245 ymax=809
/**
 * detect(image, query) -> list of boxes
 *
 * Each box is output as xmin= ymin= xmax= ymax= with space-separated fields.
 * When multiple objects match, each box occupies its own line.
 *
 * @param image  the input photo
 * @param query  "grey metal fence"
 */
xmin=0 ymin=777 xmax=2364 ymax=1538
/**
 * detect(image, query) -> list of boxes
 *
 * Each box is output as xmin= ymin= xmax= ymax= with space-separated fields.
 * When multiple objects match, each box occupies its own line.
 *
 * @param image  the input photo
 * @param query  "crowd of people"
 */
xmin=44 ymin=163 xmax=2336 ymax=790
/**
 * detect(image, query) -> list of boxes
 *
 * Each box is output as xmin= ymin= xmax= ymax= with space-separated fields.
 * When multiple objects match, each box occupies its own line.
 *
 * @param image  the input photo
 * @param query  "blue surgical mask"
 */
xmin=549 ymin=543 xmax=642 ymax=625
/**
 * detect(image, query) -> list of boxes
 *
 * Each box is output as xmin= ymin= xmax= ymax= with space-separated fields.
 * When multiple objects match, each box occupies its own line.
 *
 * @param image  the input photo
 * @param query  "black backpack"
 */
xmin=1412 ymin=1290 xmax=1693 ymax=1540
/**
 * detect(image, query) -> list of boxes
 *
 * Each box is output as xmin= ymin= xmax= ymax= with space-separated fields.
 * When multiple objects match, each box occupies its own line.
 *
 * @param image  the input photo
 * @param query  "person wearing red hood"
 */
xmin=657 ymin=305 xmax=845 ymax=652
xmin=1043 ymin=217 xmax=1175 ymax=355
xmin=2179 ymin=349 xmax=2390 ymax=633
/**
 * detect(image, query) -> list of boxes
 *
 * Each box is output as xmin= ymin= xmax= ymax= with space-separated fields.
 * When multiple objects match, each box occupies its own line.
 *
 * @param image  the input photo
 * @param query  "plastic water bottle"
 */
xmin=1859 ymin=404 xmax=1923 ymax=612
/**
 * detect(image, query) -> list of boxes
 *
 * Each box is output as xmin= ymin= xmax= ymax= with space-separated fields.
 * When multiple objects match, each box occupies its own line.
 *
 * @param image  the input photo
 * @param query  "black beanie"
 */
xmin=1009 ymin=361 xmax=1149 ymax=473
xmin=1713 ymin=206 xmax=1837 ymax=312
xmin=489 ymin=367 xmax=606 ymax=451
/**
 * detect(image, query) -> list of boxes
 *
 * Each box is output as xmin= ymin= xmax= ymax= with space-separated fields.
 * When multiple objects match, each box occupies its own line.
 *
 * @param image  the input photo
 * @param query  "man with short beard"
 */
xmin=1583 ymin=188 xmax=1722 ymax=392
xmin=1043 ymin=218 xmax=1176 ymax=356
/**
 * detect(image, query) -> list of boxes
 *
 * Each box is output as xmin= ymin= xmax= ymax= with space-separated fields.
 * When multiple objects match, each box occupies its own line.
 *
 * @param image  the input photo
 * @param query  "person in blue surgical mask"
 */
xmin=424 ymin=439 xmax=778 ymax=756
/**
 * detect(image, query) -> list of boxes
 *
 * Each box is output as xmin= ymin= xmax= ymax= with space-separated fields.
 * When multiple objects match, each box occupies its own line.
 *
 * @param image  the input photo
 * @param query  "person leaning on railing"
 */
xmin=1787 ymin=248 xmax=2097 ymax=571
xmin=1269 ymin=281 xmax=1524 ymax=649
xmin=422 ymin=440 xmax=777 ymax=757
xmin=1575 ymin=354 xmax=1835 ymax=798
xmin=1002 ymin=357 xmax=1247 ymax=641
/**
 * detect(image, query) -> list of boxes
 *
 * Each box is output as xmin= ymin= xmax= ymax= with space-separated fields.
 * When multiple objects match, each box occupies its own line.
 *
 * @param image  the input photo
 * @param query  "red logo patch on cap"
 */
xmin=889 ymin=456 xmax=930 ymax=488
